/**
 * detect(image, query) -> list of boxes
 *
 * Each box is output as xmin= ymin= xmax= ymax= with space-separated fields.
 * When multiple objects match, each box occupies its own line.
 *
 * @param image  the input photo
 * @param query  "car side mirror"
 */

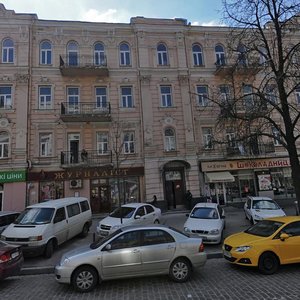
xmin=105 ymin=244 xmax=112 ymax=251
xmin=280 ymin=233 xmax=289 ymax=241
xmin=135 ymin=215 xmax=141 ymax=219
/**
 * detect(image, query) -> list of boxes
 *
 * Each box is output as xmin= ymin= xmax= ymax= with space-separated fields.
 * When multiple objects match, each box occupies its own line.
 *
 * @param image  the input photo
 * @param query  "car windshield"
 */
xmin=109 ymin=207 xmax=136 ymax=218
xmin=245 ymin=220 xmax=284 ymax=237
xmin=252 ymin=200 xmax=280 ymax=210
xmin=14 ymin=208 xmax=55 ymax=225
xmin=90 ymin=229 xmax=122 ymax=249
xmin=190 ymin=207 xmax=218 ymax=219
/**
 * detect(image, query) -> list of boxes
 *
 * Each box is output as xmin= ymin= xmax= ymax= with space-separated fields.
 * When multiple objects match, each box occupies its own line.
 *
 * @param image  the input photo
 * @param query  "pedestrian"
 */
xmin=152 ymin=195 xmax=157 ymax=206
xmin=185 ymin=190 xmax=193 ymax=210
xmin=81 ymin=149 xmax=88 ymax=162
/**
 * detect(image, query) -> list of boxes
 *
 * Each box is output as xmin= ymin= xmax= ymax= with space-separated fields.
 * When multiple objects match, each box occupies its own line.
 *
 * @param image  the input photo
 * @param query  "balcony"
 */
xmin=60 ymin=102 xmax=111 ymax=122
xmin=225 ymin=142 xmax=275 ymax=157
xmin=60 ymin=150 xmax=113 ymax=168
xmin=214 ymin=60 xmax=262 ymax=77
xmin=59 ymin=55 xmax=109 ymax=77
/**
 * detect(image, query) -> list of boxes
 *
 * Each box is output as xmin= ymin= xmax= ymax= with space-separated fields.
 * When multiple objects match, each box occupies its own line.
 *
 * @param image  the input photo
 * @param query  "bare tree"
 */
xmin=210 ymin=0 xmax=300 ymax=211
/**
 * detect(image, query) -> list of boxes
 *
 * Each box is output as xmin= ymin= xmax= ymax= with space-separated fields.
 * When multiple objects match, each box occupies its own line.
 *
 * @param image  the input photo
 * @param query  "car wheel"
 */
xmin=80 ymin=223 xmax=89 ymax=238
xmin=154 ymin=219 xmax=160 ymax=224
xmin=72 ymin=266 xmax=98 ymax=293
xmin=258 ymin=252 xmax=279 ymax=275
xmin=44 ymin=239 xmax=54 ymax=258
xmin=169 ymin=258 xmax=191 ymax=283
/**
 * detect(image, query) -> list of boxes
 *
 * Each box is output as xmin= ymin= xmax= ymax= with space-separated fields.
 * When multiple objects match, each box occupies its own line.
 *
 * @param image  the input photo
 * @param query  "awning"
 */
xmin=205 ymin=171 xmax=235 ymax=183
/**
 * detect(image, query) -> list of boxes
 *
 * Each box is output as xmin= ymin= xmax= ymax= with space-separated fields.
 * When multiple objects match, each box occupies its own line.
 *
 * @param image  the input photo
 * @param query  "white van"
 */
xmin=0 ymin=197 xmax=92 ymax=258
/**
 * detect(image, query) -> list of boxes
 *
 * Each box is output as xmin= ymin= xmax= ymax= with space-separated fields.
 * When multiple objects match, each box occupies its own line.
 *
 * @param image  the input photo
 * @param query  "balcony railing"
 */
xmin=60 ymin=102 xmax=111 ymax=122
xmin=59 ymin=55 xmax=109 ymax=77
xmin=225 ymin=142 xmax=275 ymax=157
xmin=60 ymin=150 xmax=112 ymax=167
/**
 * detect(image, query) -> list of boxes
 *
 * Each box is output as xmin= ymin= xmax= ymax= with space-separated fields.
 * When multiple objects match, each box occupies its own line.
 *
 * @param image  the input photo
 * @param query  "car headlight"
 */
xmin=0 ymin=235 xmax=6 ymax=241
xmin=112 ymin=224 xmax=122 ymax=230
xmin=209 ymin=229 xmax=220 ymax=235
xmin=235 ymin=246 xmax=251 ymax=252
xmin=184 ymin=227 xmax=191 ymax=233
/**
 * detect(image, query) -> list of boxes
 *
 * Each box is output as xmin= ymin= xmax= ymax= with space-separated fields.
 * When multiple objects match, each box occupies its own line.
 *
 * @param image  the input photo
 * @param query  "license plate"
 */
xmin=11 ymin=251 xmax=19 ymax=259
xmin=223 ymin=250 xmax=232 ymax=258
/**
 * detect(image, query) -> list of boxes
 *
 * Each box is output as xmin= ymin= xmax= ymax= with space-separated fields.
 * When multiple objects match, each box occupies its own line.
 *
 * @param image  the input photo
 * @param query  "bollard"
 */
xmin=295 ymin=200 xmax=299 ymax=216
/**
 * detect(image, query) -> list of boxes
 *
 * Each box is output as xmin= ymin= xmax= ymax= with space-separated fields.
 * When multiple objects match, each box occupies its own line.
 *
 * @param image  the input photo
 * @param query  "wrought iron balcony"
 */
xmin=60 ymin=150 xmax=112 ymax=168
xmin=60 ymin=102 xmax=111 ymax=122
xmin=225 ymin=142 xmax=275 ymax=157
xmin=59 ymin=55 xmax=109 ymax=77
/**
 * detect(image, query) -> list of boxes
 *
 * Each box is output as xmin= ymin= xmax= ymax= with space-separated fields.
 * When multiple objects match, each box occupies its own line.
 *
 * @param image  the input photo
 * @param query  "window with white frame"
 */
xmin=67 ymin=41 xmax=78 ymax=66
xmin=196 ymin=85 xmax=209 ymax=106
xmin=40 ymin=40 xmax=52 ymax=65
xmin=164 ymin=128 xmax=176 ymax=151
xmin=0 ymin=131 xmax=9 ymax=158
xmin=160 ymin=85 xmax=172 ymax=107
xmin=272 ymin=127 xmax=281 ymax=146
xmin=121 ymin=86 xmax=133 ymax=108
xmin=243 ymin=84 xmax=254 ymax=109
xmin=119 ymin=43 xmax=131 ymax=66
xmin=95 ymin=87 xmax=107 ymax=109
xmin=215 ymin=44 xmax=225 ymax=66
xmin=0 ymin=86 xmax=12 ymax=109
xmin=38 ymin=86 xmax=52 ymax=109
xmin=123 ymin=132 xmax=135 ymax=154
xmin=219 ymin=85 xmax=230 ymax=103
xmin=157 ymin=43 xmax=168 ymax=66
xmin=226 ymin=131 xmax=237 ymax=148
xmin=94 ymin=42 xmax=105 ymax=65
xmin=296 ymin=86 xmax=300 ymax=105
xmin=39 ymin=133 xmax=52 ymax=157
xmin=2 ymin=38 xmax=14 ymax=63
xmin=67 ymin=87 xmax=80 ymax=113
xmin=202 ymin=127 xmax=213 ymax=149
xmin=192 ymin=44 xmax=203 ymax=66
xmin=96 ymin=132 xmax=109 ymax=154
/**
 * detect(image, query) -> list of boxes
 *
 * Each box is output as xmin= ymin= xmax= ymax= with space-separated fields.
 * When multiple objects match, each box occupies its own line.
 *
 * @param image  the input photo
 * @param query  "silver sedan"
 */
xmin=55 ymin=225 xmax=207 ymax=292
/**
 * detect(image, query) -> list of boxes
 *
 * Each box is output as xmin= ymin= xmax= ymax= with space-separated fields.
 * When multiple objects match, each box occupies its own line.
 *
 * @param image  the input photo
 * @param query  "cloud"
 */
xmin=80 ymin=8 xmax=130 ymax=23
xmin=191 ymin=20 xmax=226 ymax=27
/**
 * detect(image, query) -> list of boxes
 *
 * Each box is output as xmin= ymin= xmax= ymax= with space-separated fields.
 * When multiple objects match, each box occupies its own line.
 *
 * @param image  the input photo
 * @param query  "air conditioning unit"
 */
xmin=70 ymin=179 xmax=82 ymax=189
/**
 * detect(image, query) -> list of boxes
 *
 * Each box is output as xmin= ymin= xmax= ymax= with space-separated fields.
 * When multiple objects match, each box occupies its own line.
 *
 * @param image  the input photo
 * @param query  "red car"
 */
xmin=0 ymin=241 xmax=23 ymax=280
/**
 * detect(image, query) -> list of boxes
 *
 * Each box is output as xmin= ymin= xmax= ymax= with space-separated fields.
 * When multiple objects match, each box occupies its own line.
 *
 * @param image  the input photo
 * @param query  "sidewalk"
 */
xmin=20 ymin=203 xmax=297 ymax=275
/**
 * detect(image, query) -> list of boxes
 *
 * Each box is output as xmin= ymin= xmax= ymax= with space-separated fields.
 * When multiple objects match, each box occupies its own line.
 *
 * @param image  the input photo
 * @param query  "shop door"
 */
xmin=91 ymin=185 xmax=111 ymax=213
xmin=164 ymin=170 xmax=184 ymax=209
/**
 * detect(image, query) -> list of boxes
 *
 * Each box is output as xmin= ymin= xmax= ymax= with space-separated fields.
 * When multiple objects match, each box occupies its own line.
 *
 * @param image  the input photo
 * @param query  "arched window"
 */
xmin=119 ymin=43 xmax=131 ymax=66
xmin=157 ymin=43 xmax=168 ymax=65
xmin=0 ymin=131 xmax=9 ymax=158
xmin=40 ymin=40 xmax=52 ymax=65
xmin=164 ymin=128 xmax=176 ymax=151
xmin=67 ymin=41 xmax=79 ymax=66
xmin=192 ymin=44 xmax=203 ymax=66
xmin=94 ymin=42 xmax=105 ymax=65
xmin=215 ymin=44 xmax=225 ymax=66
xmin=2 ymin=38 xmax=14 ymax=63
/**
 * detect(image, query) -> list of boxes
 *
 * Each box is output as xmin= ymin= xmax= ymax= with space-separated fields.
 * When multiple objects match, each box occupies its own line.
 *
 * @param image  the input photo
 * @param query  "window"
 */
xmin=121 ymin=86 xmax=133 ymax=108
xmin=196 ymin=85 xmax=209 ymax=106
xmin=192 ymin=44 xmax=203 ymax=66
xmin=123 ymin=132 xmax=135 ymax=154
xmin=135 ymin=206 xmax=145 ymax=217
xmin=141 ymin=229 xmax=175 ymax=246
xmin=0 ymin=132 xmax=9 ymax=158
xmin=157 ymin=43 xmax=168 ymax=66
xmin=53 ymin=208 xmax=66 ymax=223
xmin=164 ymin=128 xmax=176 ymax=151
xmin=281 ymin=221 xmax=300 ymax=237
xmin=67 ymin=41 xmax=79 ymax=66
xmin=80 ymin=200 xmax=90 ymax=212
xmin=97 ymin=132 xmax=109 ymax=155
xmin=94 ymin=42 xmax=105 ymax=65
xmin=2 ymin=38 xmax=14 ymax=63
xmin=145 ymin=205 xmax=154 ymax=214
xmin=67 ymin=87 xmax=80 ymax=113
xmin=40 ymin=41 xmax=52 ymax=65
xmin=226 ymin=131 xmax=236 ymax=148
xmin=119 ymin=43 xmax=131 ymax=66
xmin=215 ymin=44 xmax=225 ymax=66
xmin=95 ymin=87 xmax=107 ymax=109
xmin=39 ymin=133 xmax=52 ymax=157
xmin=265 ymin=85 xmax=277 ymax=104
xmin=0 ymin=86 xmax=12 ymax=109
xmin=259 ymin=46 xmax=268 ymax=65
xmin=203 ymin=127 xmax=213 ymax=149
xmin=237 ymin=44 xmax=247 ymax=66
xmin=67 ymin=203 xmax=80 ymax=217
xmin=110 ymin=231 xmax=140 ymax=250
xmin=38 ymin=86 xmax=52 ymax=109
xmin=272 ymin=127 xmax=281 ymax=146
xmin=219 ymin=85 xmax=231 ymax=103
xmin=243 ymin=84 xmax=254 ymax=109
xmin=160 ymin=85 xmax=172 ymax=107
xmin=296 ymin=86 xmax=300 ymax=105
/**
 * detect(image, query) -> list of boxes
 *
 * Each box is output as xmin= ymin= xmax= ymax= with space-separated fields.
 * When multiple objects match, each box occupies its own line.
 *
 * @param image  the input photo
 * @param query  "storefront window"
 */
xmin=40 ymin=181 xmax=64 ymax=202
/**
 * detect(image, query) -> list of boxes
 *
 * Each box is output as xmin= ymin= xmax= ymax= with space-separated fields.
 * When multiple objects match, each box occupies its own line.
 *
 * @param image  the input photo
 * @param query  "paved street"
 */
xmin=2 ymin=258 xmax=300 ymax=299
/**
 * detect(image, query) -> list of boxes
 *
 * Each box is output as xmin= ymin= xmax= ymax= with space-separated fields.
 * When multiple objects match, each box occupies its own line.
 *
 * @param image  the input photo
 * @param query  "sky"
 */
xmin=0 ymin=0 xmax=224 ymax=26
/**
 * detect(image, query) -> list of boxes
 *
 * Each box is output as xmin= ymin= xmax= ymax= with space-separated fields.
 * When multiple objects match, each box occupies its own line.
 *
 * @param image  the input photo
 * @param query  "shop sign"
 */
xmin=201 ymin=157 xmax=290 ymax=172
xmin=0 ymin=170 xmax=26 ymax=183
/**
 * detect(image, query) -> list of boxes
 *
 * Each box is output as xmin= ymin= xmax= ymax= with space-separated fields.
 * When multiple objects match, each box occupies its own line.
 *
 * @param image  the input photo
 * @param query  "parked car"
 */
xmin=223 ymin=216 xmax=300 ymax=275
xmin=0 ymin=240 xmax=23 ymax=280
xmin=0 ymin=211 xmax=20 ymax=234
xmin=1 ymin=197 xmax=92 ymax=258
xmin=55 ymin=225 xmax=207 ymax=292
xmin=96 ymin=203 xmax=161 ymax=237
xmin=183 ymin=202 xmax=225 ymax=244
xmin=244 ymin=196 xmax=285 ymax=224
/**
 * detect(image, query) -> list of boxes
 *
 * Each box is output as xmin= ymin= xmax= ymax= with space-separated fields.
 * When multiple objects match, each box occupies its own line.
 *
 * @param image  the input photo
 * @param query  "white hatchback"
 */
xmin=244 ymin=196 xmax=286 ymax=224
xmin=183 ymin=202 xmax=225 ymax=244
xmin=96 ymin=203 xmax=161 ymax=237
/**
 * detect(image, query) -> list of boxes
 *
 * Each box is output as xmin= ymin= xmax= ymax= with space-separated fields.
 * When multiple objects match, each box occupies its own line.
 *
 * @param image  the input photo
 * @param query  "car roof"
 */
xmin=193 ymin=202 xmax=218 ymax=208
xmin=248 ymin=196 xmax=273 ymax=201
xmin=0 ymin=211 xmax=20 ymax=216
xmin=121 ymin=202 xmax=150 ymax=208
xmin=27 ymin=197 xmax=89 ymax=209
xmin=265 ymin=216 xmax=300 ymax=223
xmin=120 ymin=224 xmax=172 ymax=232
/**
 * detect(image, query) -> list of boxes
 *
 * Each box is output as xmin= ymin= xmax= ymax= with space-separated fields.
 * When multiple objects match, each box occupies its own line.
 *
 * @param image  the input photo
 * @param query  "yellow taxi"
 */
xmin=223 ymin=216 xmax=300 ymax=274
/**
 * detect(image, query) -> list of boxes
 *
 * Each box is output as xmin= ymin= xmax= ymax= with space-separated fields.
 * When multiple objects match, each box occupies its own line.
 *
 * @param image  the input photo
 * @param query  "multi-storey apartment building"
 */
xmin=0 ymin=4 xmax=297 ymax=213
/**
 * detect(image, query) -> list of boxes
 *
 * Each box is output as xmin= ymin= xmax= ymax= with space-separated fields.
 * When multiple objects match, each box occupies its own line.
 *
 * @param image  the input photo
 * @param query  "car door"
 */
xmin=144 ymin=205 xmax=157 ymax=224
xmin=134 ymin=206 xmax=147 ymax=225
xmin=140 ymin=229 xmax=176 ymax=274
xmin=101 ymin=230 xmax=142 ymax=279
xmin=52 ymin=207 xmax=68 ymax=244
xmin=276 ymin=221 xmax=300 ymax=264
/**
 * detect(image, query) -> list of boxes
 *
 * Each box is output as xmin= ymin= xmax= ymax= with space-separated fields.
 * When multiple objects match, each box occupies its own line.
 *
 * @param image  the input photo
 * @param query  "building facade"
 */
xmin=0 ymin=4 xmax=298 ymax=213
